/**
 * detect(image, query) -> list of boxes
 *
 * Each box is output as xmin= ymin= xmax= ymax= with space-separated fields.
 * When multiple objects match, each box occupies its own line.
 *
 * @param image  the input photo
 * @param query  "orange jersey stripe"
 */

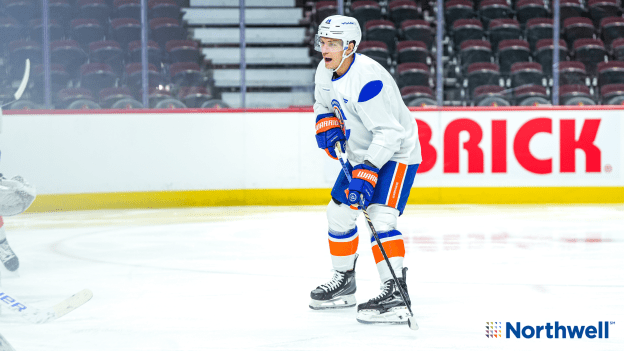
xmin=353 ymin=169 xmax=378 ymax=187
xmin=329 ymin=236 xmax=359 ymax=257
xmin=315 ymin=117 xmax=341 ymax=134
xmin=387 ymin=163 xmax=407 ymax=208
xmin=371 ymin=239 xmax=405 ymax=264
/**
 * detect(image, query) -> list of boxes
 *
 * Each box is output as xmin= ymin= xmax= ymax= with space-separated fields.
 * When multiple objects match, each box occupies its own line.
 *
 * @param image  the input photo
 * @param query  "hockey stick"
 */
xmin=0 ymin=288 xmax=93 ymax=323
xmin=335 ymin=143 xmax=419 ymax=331
xmin=0 ymin=333 xmax=16 ymax=351
xmin=0 ymin=59 xmax=30 ymax=108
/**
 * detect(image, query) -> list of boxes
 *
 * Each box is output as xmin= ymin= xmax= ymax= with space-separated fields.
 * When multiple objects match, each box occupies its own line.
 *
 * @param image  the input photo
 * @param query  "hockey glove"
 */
xmin=315 ymin=113 xmax=346 ymax=160
xmin=347 ymin=164 xmax=379 ymax=208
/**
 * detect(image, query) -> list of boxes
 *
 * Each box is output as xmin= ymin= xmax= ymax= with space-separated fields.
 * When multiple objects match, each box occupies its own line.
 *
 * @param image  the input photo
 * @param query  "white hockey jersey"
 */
xmin=313 ymin=53 xmax=422 ymax=168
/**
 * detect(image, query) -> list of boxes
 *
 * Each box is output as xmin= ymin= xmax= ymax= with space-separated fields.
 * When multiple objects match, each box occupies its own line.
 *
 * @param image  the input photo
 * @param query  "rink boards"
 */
xmin=1 ymin=106 xmax=623 ymax=211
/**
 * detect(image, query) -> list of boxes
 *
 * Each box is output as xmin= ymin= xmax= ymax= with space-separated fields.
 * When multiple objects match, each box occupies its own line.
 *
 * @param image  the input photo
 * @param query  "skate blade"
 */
xmin=309 ymin=295 xmax=356 ymax=310
xmin=356 ymin=306 xmax=410 ymax=324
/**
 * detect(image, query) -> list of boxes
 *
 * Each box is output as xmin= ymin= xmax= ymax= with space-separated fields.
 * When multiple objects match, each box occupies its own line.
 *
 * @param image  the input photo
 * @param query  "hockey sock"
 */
xmin=371 ymin=229 xmax=405 ymax=282
xmin=328 ymin=227 xmax=359 ymax=272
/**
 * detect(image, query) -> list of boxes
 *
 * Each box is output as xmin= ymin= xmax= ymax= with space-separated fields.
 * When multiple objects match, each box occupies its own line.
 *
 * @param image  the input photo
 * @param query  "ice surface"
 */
xmin=0 ymin=205 xmax=623 ymax=351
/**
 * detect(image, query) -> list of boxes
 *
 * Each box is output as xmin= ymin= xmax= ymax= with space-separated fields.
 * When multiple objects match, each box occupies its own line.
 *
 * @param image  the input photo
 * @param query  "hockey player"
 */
xmin=0 ymin=153 xmax=36 ymax=272
xmin=309 ymin=15 xmax=422 ymax=325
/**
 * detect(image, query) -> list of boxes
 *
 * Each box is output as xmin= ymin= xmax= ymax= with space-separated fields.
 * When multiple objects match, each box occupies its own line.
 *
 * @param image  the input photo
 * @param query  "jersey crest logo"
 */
xmin=331 ymin=99 xmax=350 ymax=140
xmin=326 ymin=19 xmax=331 ymax=24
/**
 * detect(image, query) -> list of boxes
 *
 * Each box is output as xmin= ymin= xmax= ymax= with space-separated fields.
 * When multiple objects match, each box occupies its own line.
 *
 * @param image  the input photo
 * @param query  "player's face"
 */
xmin=319 ymin=37 xmax=344 ymax=70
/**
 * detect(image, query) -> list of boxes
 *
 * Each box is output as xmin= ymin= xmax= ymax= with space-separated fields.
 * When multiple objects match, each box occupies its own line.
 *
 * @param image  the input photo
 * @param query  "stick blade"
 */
xmin=14 ymin=59 xmax=30 ymax=101
xmin=52 ymin=288 xmax=93 ymax=320
xmin=0 ymin=333 xmax=17 ymax=351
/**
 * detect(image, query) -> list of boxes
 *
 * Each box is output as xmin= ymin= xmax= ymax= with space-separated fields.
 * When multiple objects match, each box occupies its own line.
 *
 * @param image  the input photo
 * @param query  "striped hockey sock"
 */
xmin=328 ymin=226 xmax=359 ymax=272
xmin=371 ymin=229 xmax=405 ymax=282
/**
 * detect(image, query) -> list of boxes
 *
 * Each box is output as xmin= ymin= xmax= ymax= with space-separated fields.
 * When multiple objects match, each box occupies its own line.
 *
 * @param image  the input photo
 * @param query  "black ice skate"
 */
xmin=309 ymin=254 xmax=358 ymax=310
xmin=356 ymin=267 xmax=411 ymax=324
xmin=0 ymin=238 xmax=19 ymax=272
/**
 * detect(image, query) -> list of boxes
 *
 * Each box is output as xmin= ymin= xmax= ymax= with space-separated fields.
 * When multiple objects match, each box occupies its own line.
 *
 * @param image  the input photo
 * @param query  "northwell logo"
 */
xmin=487 ymin=321 xmax=614 ymax=339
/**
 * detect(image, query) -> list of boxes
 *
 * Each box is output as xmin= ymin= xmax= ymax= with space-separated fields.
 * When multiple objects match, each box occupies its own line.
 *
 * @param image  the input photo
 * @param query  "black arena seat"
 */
xmin=559 ymin=84 xmax=595 ymax=105
xmin=497 ymin=39 xmax=530 ymax=74
xmin=396 ymin=62 xmax=431 ymax=89
xmin=559 ymin=61 xmax=589 ymax=86
xmin=534 ymin=39 xmax=568 ymax=76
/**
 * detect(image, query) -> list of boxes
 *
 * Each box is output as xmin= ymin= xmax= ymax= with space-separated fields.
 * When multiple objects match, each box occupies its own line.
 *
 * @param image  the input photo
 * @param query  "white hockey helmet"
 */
xmin=315 ymin=15 xmax=361 ymax=71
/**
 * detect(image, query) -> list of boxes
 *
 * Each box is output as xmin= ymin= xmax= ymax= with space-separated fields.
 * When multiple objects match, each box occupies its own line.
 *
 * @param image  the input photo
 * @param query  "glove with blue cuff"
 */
xmin=315 ymin=113 xmax=346 ymax=160
xmin=347 ymin=163 xmax=379 ymax=208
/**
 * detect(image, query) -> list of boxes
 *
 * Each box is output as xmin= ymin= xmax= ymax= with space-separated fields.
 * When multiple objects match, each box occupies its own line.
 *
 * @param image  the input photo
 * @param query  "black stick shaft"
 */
xmin=335 ymin=144 xmax=413 ymax=317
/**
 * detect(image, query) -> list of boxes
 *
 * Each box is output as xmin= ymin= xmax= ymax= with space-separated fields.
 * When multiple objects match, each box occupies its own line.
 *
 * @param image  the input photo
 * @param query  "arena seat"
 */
xmin=388 ymin=0 xmax=421 ymax=28
xmin=465 ymin=62 xmax=501 ymax=98
xmin=509 ymin=62 xmax=544 ymax=89
xmin=111 ymin=18 xmax=142 ymax=50
xmin=314 ymin=1 xmax=338 ymax=25
xmin=150 ymin=17 xmax=187 ymax=49
xmin=396 ymin=62 xmax=431 ymax=89
xmin=90 ymin=40 xmax=124 ymax=76
xmin=400 ymin=86 xmax=436 ymax=106
xmin=534 ymin=39 xmax=568 ymax=76
xmin=29 ymin=19 xmax=63 ymax=44
xmin=51 ymin=40 xmax=88 ymax=77
xmin=358 ymin=41 xmax=391 ymax=69
xmin=365 ymin=20 xmax=397 ymax=54
xmin=148 ymin=0 xmax=181 ymax=19
xmin=129 ymin=40 xmax=162 ymax=66
xmin=350 ymin=1 xmax=382 ymax=30
xmin=113 ymin=0 xmax=141 ymax=20
xmin=0 ymin=18 xmax=23 ymax=55
xmin=600 ymin=83 xmax=624 ymax=104
xmin=57 ymin=88 xmax=99 ymax=109
xmin=80 ymin=63 xmax=118 ymax=95
xmin=401 ymin=20 xmax=433 ymax=50
xmin=573 ymin=38 xmax=607 ymax=76
xmin=49 ymin=0 xmax=72 ymax=33
xmin=526 ymin=18 xmax=554 ymax=52
xmin=514 ymin=85 xmax=550 ymax=105
xmin=597 ymin=61 xmax=624 ymax=87
xmin=71 ymin=19 xmax=106 ymax=50
xmin=166 ymin=40 xmax=200 ymax=64
xmin=78 ymin=0 xmax=111 ymax=29
xmin=479 ymin=0 xmax=513 ymax=29
xmin=560 ymin=0 xmax=586 ymax=27
xmin=497 ymin=39 xmax=530 ymax=74
xmin=564 ymin=17 xmax=595 ymax=49
xmin=459 ymin=39 xmax=492 ymax=72
xmin=125 ymin=63 xmax=162 ymax=92
xmin=559 ymin=84 xmax=596 ymax=105
xmin=4 ymin=0 xmax=35 ymax=24
xmin=170 ymin=62 xmax=203 ymax=87
xmin=452 ymin=19 xmax=484 ymax=50
xmin=99 ymin=87 xmax=140 ymax=108
xmin=488 ymin=18 xmax=521 ymax=53
xmin=445 ymin=0 xmax=474 ymax=31
xmin=588 ymin=0 xmax=619 ymax=28
xmin=396 ymin=40 xmax=429 ymax=65
xmin=515 ymin=0 xmax=549 ymax=25
xmin=178 ymin=86 xmax=212 ymax=108
xmin=600 ymin=17 xmax=624 ymax=49
xmin=612 ymin=38 xmax=624 ymax=61
xmin=559 ymin=61 xmax=589 ymax=86
xmin=473 ymin=85 xmax=510 ymax=106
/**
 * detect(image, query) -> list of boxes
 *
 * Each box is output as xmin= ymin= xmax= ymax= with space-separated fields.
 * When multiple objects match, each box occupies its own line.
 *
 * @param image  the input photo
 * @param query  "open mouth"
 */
xmin=324 ymin=57 xmax=333 ymax=63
